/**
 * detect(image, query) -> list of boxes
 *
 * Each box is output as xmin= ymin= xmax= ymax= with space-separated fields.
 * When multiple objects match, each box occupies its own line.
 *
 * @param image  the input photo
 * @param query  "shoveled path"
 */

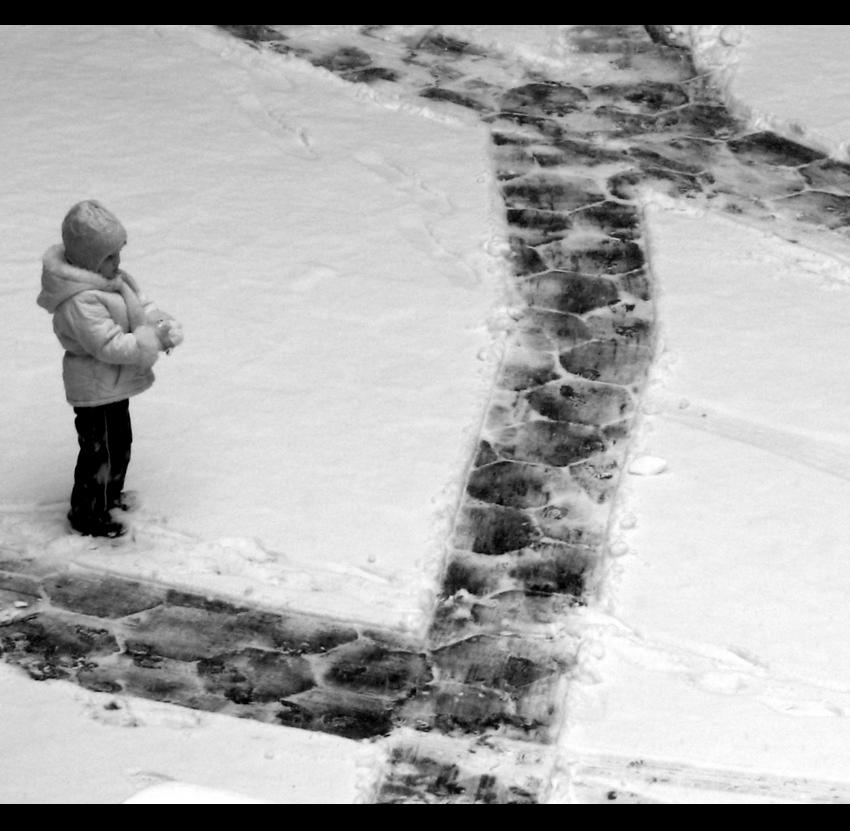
xmin=2 ymin=24 xmax=850 ymax=803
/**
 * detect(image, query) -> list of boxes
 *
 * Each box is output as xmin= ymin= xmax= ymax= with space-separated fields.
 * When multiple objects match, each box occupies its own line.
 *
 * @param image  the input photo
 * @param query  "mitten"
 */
xmin=153 ymin=315 xmax=184 ymax=352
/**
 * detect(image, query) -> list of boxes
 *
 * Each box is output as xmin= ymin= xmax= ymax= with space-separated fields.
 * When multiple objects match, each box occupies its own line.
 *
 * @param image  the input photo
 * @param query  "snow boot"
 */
xmin=68 ymin=511 xmax=128 ymax=539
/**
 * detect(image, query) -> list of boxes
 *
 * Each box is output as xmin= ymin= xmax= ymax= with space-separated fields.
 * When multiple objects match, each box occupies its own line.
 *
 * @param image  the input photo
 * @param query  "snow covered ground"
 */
xmin=3 ymin=24 xmax=850 ymax=803
xmin=0 ymin=24 xmax=506 ymax=632
xmin=562 ymin=25 xmax=850 ymax=803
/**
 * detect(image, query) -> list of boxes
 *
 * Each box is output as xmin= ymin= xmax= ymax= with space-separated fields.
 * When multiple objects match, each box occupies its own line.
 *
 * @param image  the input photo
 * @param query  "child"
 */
xmin=37 ymin=200 xmax=183 ymax=538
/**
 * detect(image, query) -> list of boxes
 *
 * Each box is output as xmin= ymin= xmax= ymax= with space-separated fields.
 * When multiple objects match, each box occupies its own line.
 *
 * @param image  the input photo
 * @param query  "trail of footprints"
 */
xmin=2 ymin=25 xmax=849 ymax=803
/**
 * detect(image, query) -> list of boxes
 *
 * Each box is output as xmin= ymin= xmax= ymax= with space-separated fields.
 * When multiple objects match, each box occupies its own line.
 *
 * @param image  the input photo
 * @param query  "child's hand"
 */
xmin=154 ymin=318 xmax=184 ymax=352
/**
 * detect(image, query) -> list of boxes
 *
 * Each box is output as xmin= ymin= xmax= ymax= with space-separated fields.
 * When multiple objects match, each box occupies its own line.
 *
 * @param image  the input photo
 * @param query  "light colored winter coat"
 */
xmin=37 ymin=244 xmax=162 ymax=407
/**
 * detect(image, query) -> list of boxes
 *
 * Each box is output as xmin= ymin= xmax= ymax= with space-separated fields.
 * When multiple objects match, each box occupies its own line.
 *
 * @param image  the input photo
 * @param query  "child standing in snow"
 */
xmin=37 ymin=200 xmax=183 ymax=538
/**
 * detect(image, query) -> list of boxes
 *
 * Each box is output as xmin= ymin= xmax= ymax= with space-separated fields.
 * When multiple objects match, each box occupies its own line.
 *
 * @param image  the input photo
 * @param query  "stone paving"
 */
xmin=3 ymin=24 xmax=850 ymax=803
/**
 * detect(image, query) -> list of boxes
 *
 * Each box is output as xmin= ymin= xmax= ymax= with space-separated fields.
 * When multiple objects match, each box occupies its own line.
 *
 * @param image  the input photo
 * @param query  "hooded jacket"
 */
xmin=37 ymin=244 xmax=162 ymax=407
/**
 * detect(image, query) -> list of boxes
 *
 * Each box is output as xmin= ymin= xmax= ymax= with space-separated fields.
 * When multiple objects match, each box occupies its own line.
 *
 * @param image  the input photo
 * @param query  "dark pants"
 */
xmin=68 ymin=399 xmax=132 ymax=532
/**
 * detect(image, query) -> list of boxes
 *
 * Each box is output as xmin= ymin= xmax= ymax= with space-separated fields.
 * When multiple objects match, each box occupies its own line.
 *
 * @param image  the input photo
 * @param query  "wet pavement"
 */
xmin=3 ymin=24 xmax=850 ymax=803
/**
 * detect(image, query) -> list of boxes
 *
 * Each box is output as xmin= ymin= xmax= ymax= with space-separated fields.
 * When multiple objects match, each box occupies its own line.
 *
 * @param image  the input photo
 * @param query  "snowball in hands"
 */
xmin=154 ymin=316 xmax=184 ymax=351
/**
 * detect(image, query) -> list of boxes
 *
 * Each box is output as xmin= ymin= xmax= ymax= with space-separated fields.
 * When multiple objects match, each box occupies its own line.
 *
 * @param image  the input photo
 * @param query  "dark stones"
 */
xmin=507 ymin=237 xmax=548 ymax=275
xmin=728 ymin=132 xmax=825 ymax=167
xmin=502 ymin=83 xmax=588 ymax=117
xmin=379 ymin=747 xmax=538 ymax=804
xmin=493 ymin=145 xmax=538 ymax=180
xmin=521 ymin=272 xmax=620 ymax=314
xmin=592 ymin=106 xmax=656 ymax=134
xmin=322 ymin=641 xmax=432 ymax=695
xmin=590 ymin=82 xmax=689 ymax=112
xmin=507 ymin=542 xmax=592 ymax=598
xmin=491 ymin=131 xmax=534 ymax=147
xmin=627 ymin=145 xmax=704 ymax=174
xmin=76 ymin=668 xmax=123 ymax=694
xmin=313 ymin=46 xmax=373 ymax=73
xmin=618 ymin=270 xmax=653 ymax=301
xmin=0 ymin=557 xmax=52 ymax=577
xmin=534 ymin=504 xmax=603 ymax=547
xmin=123 ymin=606 xmax=244 ymax=661
xmin=501 ymin=175 xmax=604 ymax=212
xmin=499 ymin=352 xmax=560 ymax=391
xmin=462 ymin=589 xmax=575 ymax=629
xmin=473 ymin=440 xmax=500 ymax=468
xmin=507 ymin=208 xmax=573 ymax=242
xmin=113 ymin=657 xmax=222 ymax=710
xmin=799 ymin=159 xmax=850 ymax=193
xmin=599 ymin=104 xmax=739 ymax=139
xmin=559 ymin=339 xmax=652 ymax=385
xmin=571 ymin=201 xmax=640 ymax=239
xmin=658 ymin=105 xmax=740 ymax=139
xmin=0 ymin=570 xmax=42 ymax=597
xmin=165 ymin=592 xmax=359 ymax=654
xmin=346 ymin=66 xmax=400 ymax=83
xmin=526 ymin=380 xmax=634 ymax=425
xmin=124 ymin=604 xmax=358 ymax=662
xmin=537 ymin=240 xmax=644 ymax=275
xmin=586 ymin=310 xmax=654 ymax=346
xmin=439 ymin=541 xmax=596 ymax=604
xmin=777 ymin=191 xmax=850 ymax=229
xmin=164 ymin=590 xmax=245 ymax=615
xmin=216 ymin=25 xmax=282 ymax=43
xmin=0 ymin=614 xmax=119 ymax=668
xmin=432 ymin=634 xmax=563 ymax=694
xmin=413 ymin=31 xmax=483 ymax=56
xmin=547 ymin=138 xmax=625 ymax=166
xmin=420 ymin=87 xmax=487 ymax=111
xmin=608 ymin=167 xmax=701 ymax=200
xmin=423 ymin=681 xmax=524 ymax=733
xmin=467 ymin=461 xmax=557 ymax=509
xmin=442 ymin=555 xmax=495 ymax=597
xmin=455 ymin=504 xmax=539 ymax=556
xmin=492 ymin=138 xmax=624 ymax=172
xmin=644 ymin=25 xmax=689 ymax=48
xmin=198 ymin=648 xmax=315 ymax=703
xmin=276 ymin=687 xmax=395 ymax=739
xmin=517 ymin=309 xmax=592 ymax=346
xmin=569 ymin=454 xmax=622 ymax=503
xmin=492 ymin=420 xmax=608 ymax=467
xmin=486 ymin=111 xmax=564 ymax=142
xmin=43 ymin=574 xmax=165 ymax=618
xmin=379 ymin=753 xmax=468 ymax=802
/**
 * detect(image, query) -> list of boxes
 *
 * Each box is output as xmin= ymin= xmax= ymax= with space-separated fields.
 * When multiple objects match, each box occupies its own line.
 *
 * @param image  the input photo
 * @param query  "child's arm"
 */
xmin=119 ymin=270 xmax=184 ymax=352
xmin=62 ymin=295 xmax=161 ymax=368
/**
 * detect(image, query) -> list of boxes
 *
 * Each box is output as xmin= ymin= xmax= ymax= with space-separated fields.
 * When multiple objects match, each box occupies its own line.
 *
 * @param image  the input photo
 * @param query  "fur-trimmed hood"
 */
xmin=37 ymin=244 xmax=122 ymax=313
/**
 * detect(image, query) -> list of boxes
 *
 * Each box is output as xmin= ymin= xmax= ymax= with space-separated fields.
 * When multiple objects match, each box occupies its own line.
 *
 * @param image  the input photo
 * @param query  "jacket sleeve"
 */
xmin=60 ymin=294 xmax=160 ymax=368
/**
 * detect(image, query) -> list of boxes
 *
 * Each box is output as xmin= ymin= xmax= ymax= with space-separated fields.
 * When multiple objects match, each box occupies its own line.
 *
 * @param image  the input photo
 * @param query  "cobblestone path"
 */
xmin=3 ymin=24 xmax=850 ymax=803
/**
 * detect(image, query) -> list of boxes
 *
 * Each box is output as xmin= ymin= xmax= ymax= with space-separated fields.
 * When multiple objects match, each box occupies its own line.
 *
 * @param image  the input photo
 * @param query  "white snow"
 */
xmin=0 ymin=24 xmax=507 ymax=632
xmin=4 ymin=22 xmax=850 ymax=804
xmin=122 ymin=782 xmax=270 ymax=804
xmin=565 ymin=144 xmax=850 ymax=800
xmin=627 ymin=455 xmax=668 ymax=476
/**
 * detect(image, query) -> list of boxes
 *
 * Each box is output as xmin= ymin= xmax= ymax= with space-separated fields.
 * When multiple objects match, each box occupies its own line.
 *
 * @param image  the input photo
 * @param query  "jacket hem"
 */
xmin=66 ymin=378 xmax=154 ymax=408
